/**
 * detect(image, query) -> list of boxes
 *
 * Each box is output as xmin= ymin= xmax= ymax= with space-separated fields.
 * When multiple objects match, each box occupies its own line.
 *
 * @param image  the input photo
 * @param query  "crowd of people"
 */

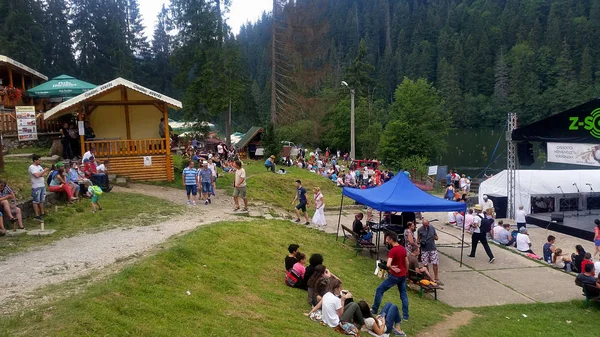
xmin=0 ymin=152 xmax=109 ymax=235
xmin=284 ymin=244 xmax=407 ymax=336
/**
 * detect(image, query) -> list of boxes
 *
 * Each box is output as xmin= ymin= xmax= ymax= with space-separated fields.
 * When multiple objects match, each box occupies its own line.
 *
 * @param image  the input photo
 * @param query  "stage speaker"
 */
xmin=551 ymin=213 xmax=564 ymax=222
xmin=486 ymin=194 xmax=507 ymax=218
xmin=517 ymin=141 xmax=534 ymax=166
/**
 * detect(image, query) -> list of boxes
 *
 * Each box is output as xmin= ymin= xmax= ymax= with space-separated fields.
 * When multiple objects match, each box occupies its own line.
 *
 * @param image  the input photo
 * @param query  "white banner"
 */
xmin=547 ymin=142 xmax=600 ymax=167
xmin=15 ymin=106 xmax=37 ymax=141
xmin=427 ymin=165 xmax=438 ymax=175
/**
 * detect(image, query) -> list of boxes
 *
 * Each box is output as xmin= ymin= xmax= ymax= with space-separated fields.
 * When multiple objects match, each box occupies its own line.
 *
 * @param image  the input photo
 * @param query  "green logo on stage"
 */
xmin=569 ymin=108 xmax=600 ymax=138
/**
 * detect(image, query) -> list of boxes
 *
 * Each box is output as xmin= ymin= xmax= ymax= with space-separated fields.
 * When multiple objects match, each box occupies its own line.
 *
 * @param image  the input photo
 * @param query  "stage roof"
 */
xmin=512 ymin=98 xmax=600 ymax=143
xmin=342 ymin=173 xmax=466 ymax=213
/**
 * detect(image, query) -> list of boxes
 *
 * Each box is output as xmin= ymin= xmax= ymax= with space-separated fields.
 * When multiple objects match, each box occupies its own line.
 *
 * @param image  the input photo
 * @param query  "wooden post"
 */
xmin=21 ymin=74 xmax=25 ymax=91
xmin=79 ymin=107 xmax=85 ymax=158
xmin=8 ymin=67 xmax=13 ymax=87
xmin=163 ymin=103 xmax=173 ymax=181
xmin=121 ymin=87 xmax=131 ymax=140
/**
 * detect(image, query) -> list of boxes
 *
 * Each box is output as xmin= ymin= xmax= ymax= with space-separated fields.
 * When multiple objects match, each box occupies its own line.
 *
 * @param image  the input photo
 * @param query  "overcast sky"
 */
xmin=140 ymin=0 xmax=272 ymax=37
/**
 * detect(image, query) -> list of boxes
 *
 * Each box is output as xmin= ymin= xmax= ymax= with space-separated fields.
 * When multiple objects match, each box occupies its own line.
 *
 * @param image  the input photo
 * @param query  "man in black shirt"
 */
xmin=576 ymin=263 xmax=600 ymax=287
xmin=285 ymin=244 xmax=299 ymax=271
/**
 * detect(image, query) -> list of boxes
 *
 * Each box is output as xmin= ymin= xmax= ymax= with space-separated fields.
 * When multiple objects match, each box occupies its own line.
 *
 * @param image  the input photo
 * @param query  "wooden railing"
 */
xmin=2 ymin=95 xmax=23 ymax=109
xmin=0 ymin=112 xmax=61 ymax=134
xmin=84 ymin=138 xmax=167 ymax=157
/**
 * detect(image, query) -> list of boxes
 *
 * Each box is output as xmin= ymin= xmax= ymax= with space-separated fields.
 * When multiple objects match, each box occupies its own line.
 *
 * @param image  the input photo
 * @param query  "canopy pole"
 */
xmin=376 ymin=211 xmax=382 ymax=259
xmin=460 ymin=216 xmax=466 ymax=267
xmin=336 ymin=194 xmax=344 ymax=241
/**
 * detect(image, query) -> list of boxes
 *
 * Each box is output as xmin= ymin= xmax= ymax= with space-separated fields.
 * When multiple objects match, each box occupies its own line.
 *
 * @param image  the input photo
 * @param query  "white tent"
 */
xmin=478 ymin=169 xmax=600 ymax=217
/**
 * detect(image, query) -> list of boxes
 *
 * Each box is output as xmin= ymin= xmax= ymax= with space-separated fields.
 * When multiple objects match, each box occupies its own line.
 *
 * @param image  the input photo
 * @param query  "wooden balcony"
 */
xmin=0 ymin=112 xmax=61 ymax=134
xmin=83 ymin=138 xmax=168 ymax=157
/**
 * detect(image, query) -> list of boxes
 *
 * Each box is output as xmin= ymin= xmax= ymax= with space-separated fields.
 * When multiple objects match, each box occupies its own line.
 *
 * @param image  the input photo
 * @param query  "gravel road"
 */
xmin=0 ymin=184 xmax=246 ymax=311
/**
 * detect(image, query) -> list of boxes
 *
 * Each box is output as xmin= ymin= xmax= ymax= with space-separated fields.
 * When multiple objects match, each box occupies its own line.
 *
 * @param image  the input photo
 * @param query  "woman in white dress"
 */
xmin=312 ymin=187 xmax=326 ymax=227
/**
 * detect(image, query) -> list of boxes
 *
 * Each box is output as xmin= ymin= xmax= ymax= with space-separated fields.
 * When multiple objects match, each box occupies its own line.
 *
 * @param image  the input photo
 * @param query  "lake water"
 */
xmin=437 ymin=128 xmax=581 ymax=178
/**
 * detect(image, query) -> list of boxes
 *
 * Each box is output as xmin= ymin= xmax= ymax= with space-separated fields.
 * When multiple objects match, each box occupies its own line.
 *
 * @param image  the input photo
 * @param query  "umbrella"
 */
xmin=27 ymin=74 xmax=97 ymax=98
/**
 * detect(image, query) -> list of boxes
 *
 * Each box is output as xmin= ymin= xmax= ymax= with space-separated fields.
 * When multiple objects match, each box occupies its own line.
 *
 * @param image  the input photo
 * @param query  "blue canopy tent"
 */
xmin=337 ymin=173 xmax=467 ymax=259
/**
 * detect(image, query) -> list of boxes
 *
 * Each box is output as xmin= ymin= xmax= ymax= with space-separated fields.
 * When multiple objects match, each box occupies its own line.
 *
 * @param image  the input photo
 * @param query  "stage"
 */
xmin=526 ymin=211 xmax=597 ymax=241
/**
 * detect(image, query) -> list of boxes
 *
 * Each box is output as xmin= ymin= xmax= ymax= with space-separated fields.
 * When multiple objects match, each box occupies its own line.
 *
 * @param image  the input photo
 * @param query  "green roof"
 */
xmin=235 ymin=126 xmax=263 ymax=149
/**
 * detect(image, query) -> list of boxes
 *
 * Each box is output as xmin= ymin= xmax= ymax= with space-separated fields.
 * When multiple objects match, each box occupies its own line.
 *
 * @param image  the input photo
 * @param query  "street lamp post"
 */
xmin=341 ymin=81 xmax=355 ymax=161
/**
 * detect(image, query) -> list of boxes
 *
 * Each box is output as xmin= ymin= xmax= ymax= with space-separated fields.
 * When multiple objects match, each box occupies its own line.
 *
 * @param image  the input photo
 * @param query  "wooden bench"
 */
xmin=408 ymin=269 xmax=441 ymax=301
xmin=582 ymin=283 xmax=600 ymax=308
xmin=341 ymin=225 xmax=376 ymax=256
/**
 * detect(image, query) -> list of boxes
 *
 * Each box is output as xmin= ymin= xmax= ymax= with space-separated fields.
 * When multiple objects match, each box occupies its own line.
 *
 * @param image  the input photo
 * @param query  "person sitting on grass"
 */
xmin=581 ymin=252 xmax=594 ymax=274
xmin=285 ymin=244 xmax=299 ymax=271
xmin=358 ymin=300 xmax=406 ymax=336
xmin=292 ymin=252 xmax=308 ymax=290
xmin=575 ymin=263 xmax=600 ymax=287
xmin=516 ymin=227 xmax=535 ymax=254
xmin=49 ymin=166 xmax=78 ymax=204
xmin=543 ymin=235 xmax=557 ymax=264
xmin=496 ymin=222 xmax=514 ymax=246
xmin=307 ymin=264 xmax=333 ymax=307
xmin=552 ymin=248 xmax=573 ymax=271
xmin=307 ymin=278 xmax=363 ymax=334
xmin=0 ymin=180 xmax=25 ymax=231
xmin=264 ymin=155 xmax=276 ymax=173
xmin=572 ymin=245 xmax=587 ymax=273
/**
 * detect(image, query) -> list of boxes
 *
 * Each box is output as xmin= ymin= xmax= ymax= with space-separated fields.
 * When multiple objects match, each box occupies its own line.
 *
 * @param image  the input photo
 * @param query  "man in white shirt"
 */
xmin=515 ymin=205 xmax=527 ymax=230
xmin=482 ymin=195 xmax=494 ymax=216
xmin=516 ymin=227 xmax=534 ymax=254
xmin=468 ymin=205 xmax=495 ymax=263
xmin=447 ymin=212 xmax=457 ymax=225
xmin=492 ymin=220 xmax=504 ymax=241
xmin=96 ymin=160 xmax=108 ymax=174
xmin=217 ymin=143 xmax=224 ymax=157
xmin=29 ymin=154 xmax=50 ymax=221
xmin=82 ymin=147 xmax=95 ymax=164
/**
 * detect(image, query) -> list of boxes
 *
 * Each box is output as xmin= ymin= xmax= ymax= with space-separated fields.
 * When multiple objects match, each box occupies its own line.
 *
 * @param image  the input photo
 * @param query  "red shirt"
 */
xmin=388 ymin=244 xmax=407 ymax=277
xmin=582 ymin=259 xmax=593 ymax=273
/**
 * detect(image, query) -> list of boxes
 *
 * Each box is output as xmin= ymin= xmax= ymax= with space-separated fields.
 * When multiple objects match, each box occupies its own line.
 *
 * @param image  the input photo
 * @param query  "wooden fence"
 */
xmin=0 ymin=112 xmax=62 ymax=135
xmin=84 ymin=138 xmax=167 ymax=157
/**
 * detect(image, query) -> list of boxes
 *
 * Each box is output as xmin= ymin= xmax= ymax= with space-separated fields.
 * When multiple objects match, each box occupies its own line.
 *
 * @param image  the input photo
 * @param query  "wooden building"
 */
xmin=0 ymin=55 xmax=48 ymax=110
xmin=44 ymin=78 xmax=182 ymax=181
xmin=235 ymin=126 xmax=263 ymax=159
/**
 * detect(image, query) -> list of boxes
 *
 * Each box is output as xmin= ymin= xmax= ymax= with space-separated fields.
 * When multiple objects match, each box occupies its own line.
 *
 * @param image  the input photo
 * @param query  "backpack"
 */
xmin=285 ymin=268 xmax=301 ymax=287
xmin=91 ymin=185 xmax=103 ymax=195
xmin=480 ymin=217 xmax=494 ymax=233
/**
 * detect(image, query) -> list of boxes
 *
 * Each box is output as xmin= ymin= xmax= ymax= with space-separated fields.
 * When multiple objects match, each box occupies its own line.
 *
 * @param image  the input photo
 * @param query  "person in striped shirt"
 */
xmin=182 ymin=160 xmax=199 ymax=206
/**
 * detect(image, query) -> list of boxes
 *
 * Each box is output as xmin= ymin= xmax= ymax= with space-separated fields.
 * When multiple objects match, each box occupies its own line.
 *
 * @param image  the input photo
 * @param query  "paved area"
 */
xmin=316 ymin=210 xmax=588 ymax=307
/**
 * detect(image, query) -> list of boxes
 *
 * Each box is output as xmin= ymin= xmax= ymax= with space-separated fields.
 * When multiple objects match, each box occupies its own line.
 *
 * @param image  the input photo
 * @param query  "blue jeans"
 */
xmin=372 ymin=274 xmax=409 ymax=320
xmin=380 ymin=302 xmax=401 ymax=333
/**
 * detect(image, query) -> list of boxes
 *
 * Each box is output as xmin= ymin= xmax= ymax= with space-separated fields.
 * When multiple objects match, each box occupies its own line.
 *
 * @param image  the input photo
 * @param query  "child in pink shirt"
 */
xmin=293 ymin=252 xmax=307 ymax=279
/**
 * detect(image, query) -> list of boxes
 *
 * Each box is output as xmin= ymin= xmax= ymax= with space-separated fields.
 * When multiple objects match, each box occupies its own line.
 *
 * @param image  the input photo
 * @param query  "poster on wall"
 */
xmin=15 ymin=106 xmax=37 ymax=141
xmin=547 ymin=142 xmax=600 ymax=167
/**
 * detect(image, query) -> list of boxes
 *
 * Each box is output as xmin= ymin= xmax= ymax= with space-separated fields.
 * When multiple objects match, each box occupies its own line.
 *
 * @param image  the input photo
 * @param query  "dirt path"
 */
xmin=418 ymin=310 xmax=476 ymax=337
xmin=0 ymin=184 xmax=248 ymax=312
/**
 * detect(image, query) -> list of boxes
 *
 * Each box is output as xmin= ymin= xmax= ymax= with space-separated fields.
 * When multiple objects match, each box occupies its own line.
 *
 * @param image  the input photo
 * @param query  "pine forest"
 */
xmin=2 ymin=0 xmax=600 ymax=162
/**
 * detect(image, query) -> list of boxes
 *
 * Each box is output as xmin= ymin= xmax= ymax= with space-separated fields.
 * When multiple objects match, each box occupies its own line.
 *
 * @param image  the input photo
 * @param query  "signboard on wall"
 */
xmin=547 ymin=142 xmax=600 ymax=167
xmin=144 ymin=156 xmax=152 ymax=167
xmin=427 ymin=165 xmax=438 ymax=175
xmin=15 ymin=106 xmax=37 ymax=141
